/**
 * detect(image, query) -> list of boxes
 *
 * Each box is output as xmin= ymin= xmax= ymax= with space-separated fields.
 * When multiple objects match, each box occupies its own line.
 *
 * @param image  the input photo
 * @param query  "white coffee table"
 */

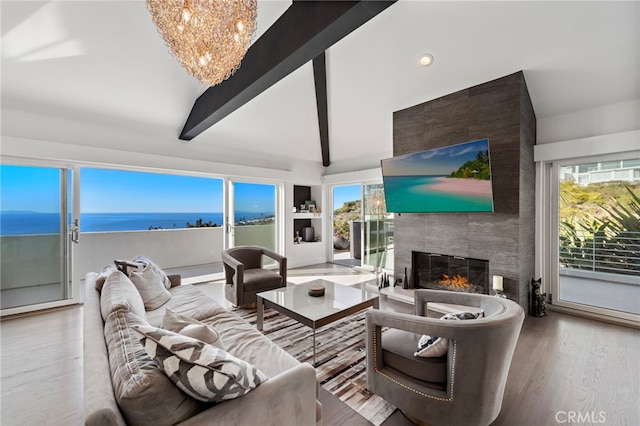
xmin=257 ymin=278 xmax=379 ymax=366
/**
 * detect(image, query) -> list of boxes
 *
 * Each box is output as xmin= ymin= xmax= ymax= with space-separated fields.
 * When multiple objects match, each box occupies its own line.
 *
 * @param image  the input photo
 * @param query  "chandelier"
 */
xmin=146 ymin=0 xmax=257 ymax=86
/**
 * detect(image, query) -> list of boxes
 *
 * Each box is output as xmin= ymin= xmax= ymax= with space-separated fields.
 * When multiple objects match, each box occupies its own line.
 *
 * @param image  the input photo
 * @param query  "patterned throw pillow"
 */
xmin=104 ymin=310 xmax=202 ymax=425
xmin=162 ymin=309 xmax=224 ymax=349
xmin=132 ymin=325 xmax=268 ymax=402
xmin=414 ymin=311 xmax=483 ymax=358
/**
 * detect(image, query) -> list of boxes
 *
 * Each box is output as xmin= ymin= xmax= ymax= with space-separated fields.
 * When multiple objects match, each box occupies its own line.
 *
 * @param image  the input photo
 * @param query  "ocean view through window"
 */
xmin=1 ymin=165 xmax=64 ymax=236
xmin=1 ymin=167 xmax=275 ymax=235
xmin=78 ymin=168 xmax=226 ymax=233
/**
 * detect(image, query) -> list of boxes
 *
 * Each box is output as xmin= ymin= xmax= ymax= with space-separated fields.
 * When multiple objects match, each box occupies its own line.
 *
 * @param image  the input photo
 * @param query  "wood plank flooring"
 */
xmin=1 ymin=279 xmax=638 ymax=426
xmin=493 ymin=311 xmax=640 ymax=426
xmin=1 ymin=306 xmax=84 ymax=425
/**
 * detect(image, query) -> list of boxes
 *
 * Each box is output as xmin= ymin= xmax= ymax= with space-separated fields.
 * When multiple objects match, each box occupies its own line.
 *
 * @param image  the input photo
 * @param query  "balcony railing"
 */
xmin=559 ymin=230 xmax=640 ymax=276
xmin=1 ymin=223 xmax=276 ymax=291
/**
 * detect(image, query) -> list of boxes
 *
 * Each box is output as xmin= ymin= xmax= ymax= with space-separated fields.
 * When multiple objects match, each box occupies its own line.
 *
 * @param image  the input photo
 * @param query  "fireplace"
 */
xmin=412 ymin=251 xmax=490 ymax=294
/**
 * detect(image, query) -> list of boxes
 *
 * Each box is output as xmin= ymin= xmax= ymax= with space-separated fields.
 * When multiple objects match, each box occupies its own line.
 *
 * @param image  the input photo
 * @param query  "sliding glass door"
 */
xmin=226 ymin=181 xmax=278 ymax=252
xmin=552 ymin=155 xmax=640 ymax=321
xmin=363 ymin=184 xmax=393 ymax=272
xmin=331 ymin=183 xmax=393 ymax=271
xmin=332 ymin=184 xmax=362 ymax=267
xmin=1 ymin=164 xmax=78 ymax=313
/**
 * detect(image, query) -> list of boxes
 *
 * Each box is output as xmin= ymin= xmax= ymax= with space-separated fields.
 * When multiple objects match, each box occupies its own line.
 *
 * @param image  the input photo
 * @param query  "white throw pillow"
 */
xmin=128 ymin=262 xmax=172 ymax=310
xmin=162 ymin=309 xmax=224 ymax=349
xmin=132 ymin=325 xmax=268 ymax=403
xmin=414 ymin=311 xmax=482 ymax=358
xmin=134 ymin=255 xmax=172 ymax=289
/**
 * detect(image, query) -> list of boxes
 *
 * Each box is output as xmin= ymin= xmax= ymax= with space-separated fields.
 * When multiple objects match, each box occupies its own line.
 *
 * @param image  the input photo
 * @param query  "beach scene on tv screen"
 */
xmin=382 ymin=138 xmax=494 ymax=213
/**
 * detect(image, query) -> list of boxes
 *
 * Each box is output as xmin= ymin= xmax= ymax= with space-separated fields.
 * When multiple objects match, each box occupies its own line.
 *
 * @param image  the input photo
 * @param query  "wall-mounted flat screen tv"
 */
xmin=381 ymin=138 xmax=494 ymax=213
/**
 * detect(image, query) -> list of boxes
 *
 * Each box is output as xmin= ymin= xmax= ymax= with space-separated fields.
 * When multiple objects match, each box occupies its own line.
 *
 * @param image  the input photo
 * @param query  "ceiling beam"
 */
xmin=313 ymin=52 xmax=330 ymax=167
xmin=179 ymin=0 xmax=396 ymax=141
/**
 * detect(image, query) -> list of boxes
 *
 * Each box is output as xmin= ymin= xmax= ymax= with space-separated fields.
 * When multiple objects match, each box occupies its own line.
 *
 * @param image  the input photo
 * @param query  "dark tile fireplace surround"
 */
xmin=392 ymin=72 xmax=536 ymax=311
xmin=412 ymin=251 xmax=490 ymax=294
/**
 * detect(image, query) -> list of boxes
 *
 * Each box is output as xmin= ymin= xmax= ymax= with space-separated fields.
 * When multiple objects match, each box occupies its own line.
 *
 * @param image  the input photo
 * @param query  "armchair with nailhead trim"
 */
xmin=365 ymin=289 xmax=524 ymax=426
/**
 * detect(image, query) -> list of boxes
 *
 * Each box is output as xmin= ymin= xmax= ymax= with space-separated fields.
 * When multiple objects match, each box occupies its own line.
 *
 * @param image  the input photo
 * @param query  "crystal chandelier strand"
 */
xmin=146 ymin=0 xmax=257 ymax=86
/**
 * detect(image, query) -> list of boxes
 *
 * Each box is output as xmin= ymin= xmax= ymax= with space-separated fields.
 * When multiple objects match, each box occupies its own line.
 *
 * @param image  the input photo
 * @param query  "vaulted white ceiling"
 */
xmin=2 ymin=1 xmax=638 ymax=175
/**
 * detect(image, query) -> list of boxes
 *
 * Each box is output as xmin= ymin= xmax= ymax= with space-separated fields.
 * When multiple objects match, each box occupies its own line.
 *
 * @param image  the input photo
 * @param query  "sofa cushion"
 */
xmin=145 ymin=285 xmax=229 ymax=327
xmin=382 ymin=329 xmax=447 ymax=386
xmin=100 ymin=271 xmax=146 ymax=321
xmin=104 ymin=310 xmax=202 ymax=426
xmin=144 ymin=285 xmax=300 ymax=379
xmin=132 ymin=325 xmax=268 ymax=403
xmin=199 ymin=308 xmax=301 ymax=379
xmin=162 ymin=309 xmax=224 ymax=348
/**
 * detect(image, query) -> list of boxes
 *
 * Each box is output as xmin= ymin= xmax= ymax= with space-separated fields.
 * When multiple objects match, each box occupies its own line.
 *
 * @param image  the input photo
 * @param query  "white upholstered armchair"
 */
xmin=366 ymin=289 xmax=524 ymax=426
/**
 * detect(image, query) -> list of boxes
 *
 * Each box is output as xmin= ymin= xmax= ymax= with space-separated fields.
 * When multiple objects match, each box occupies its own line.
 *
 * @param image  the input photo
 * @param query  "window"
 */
xmin=1 ymin=164 xmax=76 ymax=312
xmin=551 ymin=154 xmax=640 ymax=321
xmin=80 ymin=168 xmax=223 ymax=232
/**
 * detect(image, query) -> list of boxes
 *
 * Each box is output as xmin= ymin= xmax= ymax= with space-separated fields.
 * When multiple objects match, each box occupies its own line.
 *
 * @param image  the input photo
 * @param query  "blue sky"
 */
xmin=1 ymin=166 xmax=279 ymax=214
xmin=233 ymin=182 xmax=275 ymax=214
xmin=333 ymin=184 xmax=361 ymax=210
xmin=381 ymin=138 xmax=489 ymax=176
xmin=6 ymin=165 xmax=359 ymax=215
xmin=81 ymin=169 xmax=224 ymax=213
xmin=1 ymin=165 xmax=61 ymax=212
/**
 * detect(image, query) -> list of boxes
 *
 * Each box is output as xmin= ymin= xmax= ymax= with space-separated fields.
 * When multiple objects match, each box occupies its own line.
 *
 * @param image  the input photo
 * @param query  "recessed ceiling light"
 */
xmin=418 ymin=54 xmax=434 ymax=67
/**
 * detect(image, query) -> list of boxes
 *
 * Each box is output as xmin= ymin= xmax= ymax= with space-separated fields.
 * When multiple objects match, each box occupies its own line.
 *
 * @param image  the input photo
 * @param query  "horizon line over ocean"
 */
xmin=0 ymin=211 xmax=275 ymax=236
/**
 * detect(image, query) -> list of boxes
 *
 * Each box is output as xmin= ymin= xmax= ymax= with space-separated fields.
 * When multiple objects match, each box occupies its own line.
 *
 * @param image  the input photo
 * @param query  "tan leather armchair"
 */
xmin=222 ymin=246 xmax=287 ymax=307
xmin=366 ymin=289 xmax=524 ymax=426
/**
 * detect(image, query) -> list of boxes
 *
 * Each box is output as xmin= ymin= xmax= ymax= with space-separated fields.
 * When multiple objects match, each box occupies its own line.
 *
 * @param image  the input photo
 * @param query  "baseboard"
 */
xmin=547 ymin=304 xmax=640 ymax=329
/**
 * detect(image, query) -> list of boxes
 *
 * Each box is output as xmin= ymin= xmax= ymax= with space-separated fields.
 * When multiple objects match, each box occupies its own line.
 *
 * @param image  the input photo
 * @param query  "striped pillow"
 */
xmin=132 ymin=324 xmax=267 ymax=402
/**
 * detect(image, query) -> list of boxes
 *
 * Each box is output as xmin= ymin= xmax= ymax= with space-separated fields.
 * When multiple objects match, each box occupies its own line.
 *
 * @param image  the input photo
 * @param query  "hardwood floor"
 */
xmin=493 ymin=311 xmax=640 ymax=426
xmin=1 ymin=306 xmax=84 ymax=425
xmin=1 ymin=271 xmax=638 ymax=426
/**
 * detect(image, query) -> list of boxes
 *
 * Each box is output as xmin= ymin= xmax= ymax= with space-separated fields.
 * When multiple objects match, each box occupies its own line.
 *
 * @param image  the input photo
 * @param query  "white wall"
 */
xmin=537 ymin=99 xmax=640 ymax=145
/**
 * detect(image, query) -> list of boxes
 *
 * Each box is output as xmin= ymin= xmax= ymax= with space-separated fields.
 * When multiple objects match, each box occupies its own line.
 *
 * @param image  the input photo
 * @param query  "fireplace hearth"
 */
xmin=412 ymin=251 xmax=490 ymax=294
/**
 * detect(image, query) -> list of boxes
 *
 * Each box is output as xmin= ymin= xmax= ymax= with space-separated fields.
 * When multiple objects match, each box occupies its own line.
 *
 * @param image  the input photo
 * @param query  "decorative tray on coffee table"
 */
xmin=308 ymin=284 xmax=325 ymax=297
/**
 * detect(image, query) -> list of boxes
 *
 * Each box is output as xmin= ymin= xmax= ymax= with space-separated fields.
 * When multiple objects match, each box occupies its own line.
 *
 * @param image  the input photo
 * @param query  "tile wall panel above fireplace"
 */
xmin=392 ymin=71 xmax=536 ymax=313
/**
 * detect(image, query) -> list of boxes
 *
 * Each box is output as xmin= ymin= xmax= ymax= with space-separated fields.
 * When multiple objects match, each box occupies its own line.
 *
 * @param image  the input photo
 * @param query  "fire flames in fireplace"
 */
xmin=438 ymin=274 xmax=473 ymax=290
xmin=412 ymin=251 xmax=490 ymax=294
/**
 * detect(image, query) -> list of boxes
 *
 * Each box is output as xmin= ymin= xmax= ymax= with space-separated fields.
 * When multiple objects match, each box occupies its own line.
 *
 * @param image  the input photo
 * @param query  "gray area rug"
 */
xmin=233 ymin=308 xmax=396 ymax=425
